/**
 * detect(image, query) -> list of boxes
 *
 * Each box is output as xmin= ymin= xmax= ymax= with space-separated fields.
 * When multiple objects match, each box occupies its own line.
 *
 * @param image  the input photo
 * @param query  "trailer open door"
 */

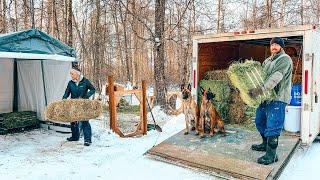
xmin=301 ymin=29 xmax=320 ymax=145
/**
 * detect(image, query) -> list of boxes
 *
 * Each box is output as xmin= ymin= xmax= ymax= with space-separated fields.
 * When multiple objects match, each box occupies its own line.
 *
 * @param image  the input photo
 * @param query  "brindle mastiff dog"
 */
xmin=180 ymin=84 xmax=199 ymax=135
xmin=199 ymin=87 xmax=226 ymax=138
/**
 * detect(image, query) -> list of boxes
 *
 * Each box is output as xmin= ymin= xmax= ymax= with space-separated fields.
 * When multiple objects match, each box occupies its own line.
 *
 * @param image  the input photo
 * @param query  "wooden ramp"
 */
xmin=146 ymin=127 xmax=299 ymax=180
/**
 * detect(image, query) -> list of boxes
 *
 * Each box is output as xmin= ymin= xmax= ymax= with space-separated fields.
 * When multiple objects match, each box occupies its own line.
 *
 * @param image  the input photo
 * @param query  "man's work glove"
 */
xmin=248 ymin=86 xmax=265 ymax=98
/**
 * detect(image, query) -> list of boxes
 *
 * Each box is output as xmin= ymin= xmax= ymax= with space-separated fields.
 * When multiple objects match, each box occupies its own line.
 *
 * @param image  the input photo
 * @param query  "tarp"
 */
xmin=0 ymin=59 xmax=14 ymax=113
xmin=0 ymin=29 xmax=76 ymax=121
xmin=0 ymin=29 xmax=76 ymax=58
xmin=17 ymin=60 xmax=71 ymax=119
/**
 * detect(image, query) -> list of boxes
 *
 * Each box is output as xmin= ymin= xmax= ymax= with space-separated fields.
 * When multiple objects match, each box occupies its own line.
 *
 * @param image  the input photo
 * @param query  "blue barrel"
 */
xmin=290 ymin=84 xmax=302 ymax=106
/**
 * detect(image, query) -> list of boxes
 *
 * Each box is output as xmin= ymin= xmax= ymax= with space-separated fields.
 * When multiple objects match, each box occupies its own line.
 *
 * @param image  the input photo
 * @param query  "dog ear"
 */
xmin=200 ymin=86 xmax=204 ymax=94
xmin=180 ymin=84 xmax=185 ymax=92
xmin=187 ymin=84 xmax=192 ymax=91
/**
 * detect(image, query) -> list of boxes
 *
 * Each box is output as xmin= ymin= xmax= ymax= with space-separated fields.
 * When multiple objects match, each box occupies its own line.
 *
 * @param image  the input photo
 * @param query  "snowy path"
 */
xmin=0 ymin=111 xmax=212 ymax=180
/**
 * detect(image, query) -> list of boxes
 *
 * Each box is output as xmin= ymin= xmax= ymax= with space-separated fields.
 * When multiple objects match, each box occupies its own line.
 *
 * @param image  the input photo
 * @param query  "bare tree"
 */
xmin=67 ymin=0 xmax=72 ymax=46
xmin=154 ymin=0 xmax=167 ymax=108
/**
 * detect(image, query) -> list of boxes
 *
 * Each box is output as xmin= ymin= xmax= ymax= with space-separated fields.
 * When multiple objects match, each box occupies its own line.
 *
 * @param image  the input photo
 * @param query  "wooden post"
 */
xmin=142 ymin=80 xmax=147 ymax=135
xmin=108 ymin=76 xmax=116 ymax=131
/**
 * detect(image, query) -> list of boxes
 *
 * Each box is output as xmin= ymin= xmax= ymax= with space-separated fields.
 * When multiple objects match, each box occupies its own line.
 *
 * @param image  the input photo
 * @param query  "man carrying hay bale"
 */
xmin=63 ymin=66 xmax=96 ymax=146
xmin=248 ymin=37 xmax=293 ymax=165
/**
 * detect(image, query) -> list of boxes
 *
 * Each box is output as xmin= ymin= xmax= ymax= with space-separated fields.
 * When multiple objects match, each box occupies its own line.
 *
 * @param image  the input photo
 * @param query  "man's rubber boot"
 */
xmin=257 ymin=136 xmax=279 ymax=165
xmin=67 ymin=137 xmax=79 ymax=141
xmin=84 ymin=141 xmax=92 ymax=146
xmin=251 ymin=135 xmax=267 ymax=151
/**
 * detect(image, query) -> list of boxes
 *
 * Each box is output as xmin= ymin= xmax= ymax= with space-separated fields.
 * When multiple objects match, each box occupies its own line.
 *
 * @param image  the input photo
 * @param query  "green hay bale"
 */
xmin=198 ymin=80 xmax=231 ymax=123
xmin=0 ymin=111 xmax=39 ymax=129
xmin=227 ymin=60 xmax=276 ymax=108
xmin=45 ymin=99 xmax=103 ymax=122
xmin=198 ymin=80 xmax=231 ymax=103
xmin=213 ymin=101 xmax=230 ymax=123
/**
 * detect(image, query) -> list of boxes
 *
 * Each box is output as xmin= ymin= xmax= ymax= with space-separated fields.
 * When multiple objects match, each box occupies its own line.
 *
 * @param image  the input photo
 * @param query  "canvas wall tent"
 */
xmin=0 ymin=29 xmax=77 ymax=124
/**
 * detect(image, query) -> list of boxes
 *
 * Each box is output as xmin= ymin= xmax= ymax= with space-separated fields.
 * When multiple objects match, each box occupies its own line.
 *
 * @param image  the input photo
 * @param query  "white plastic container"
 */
xmin=284 ymin=106 xmax=301 ymax=132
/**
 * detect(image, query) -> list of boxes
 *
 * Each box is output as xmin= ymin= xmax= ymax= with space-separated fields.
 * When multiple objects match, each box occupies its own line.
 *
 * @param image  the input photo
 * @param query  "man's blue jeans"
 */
xmin=70 ymin=121 xmax=92 ymax=142
xmin=255 ymin=101 xmax=287 ymax=137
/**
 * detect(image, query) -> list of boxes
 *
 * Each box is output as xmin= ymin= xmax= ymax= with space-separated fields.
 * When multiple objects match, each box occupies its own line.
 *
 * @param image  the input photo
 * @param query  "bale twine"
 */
xmin=45 ymin=99 xmax=103 ymax=122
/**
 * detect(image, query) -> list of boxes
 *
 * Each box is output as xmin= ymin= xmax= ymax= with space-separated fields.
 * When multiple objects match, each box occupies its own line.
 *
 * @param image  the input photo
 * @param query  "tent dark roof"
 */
xmin=0 ymin=29 xmax=76 ymax=57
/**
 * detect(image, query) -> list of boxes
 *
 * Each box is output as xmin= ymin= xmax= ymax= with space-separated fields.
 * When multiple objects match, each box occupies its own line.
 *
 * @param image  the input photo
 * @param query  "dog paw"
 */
xmin=195 ymin=132 xmax=199 ymax=135
xmin=209 ymin=134 xmax=214 ymax=137
xmin=191 ymin=127 xmax=196 ymax=131
xmin=200 ymin=135 xmax=205 ymax=139
xmin=184 ymin=132 xmax=189 ymax=135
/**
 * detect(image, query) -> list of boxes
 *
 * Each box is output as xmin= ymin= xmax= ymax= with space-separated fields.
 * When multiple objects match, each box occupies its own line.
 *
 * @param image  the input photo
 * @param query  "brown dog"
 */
xmin=180 ymin=84 xmax=199 ymax=135
xmin=199 ymin=87 xmax=225 ymax=138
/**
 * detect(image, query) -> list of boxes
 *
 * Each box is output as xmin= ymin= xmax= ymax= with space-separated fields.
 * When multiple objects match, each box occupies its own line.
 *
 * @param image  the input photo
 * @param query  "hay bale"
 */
xmin=228 ymin=60 xmax=276 ymax=108
xmin=198 ymin=80 xmax=231 ymax=123
xmin=292 ymin=58 xmax=302 ymax=73
xmin=203 ymin=70 xmax=229 ymax=81
xmin=45 ymin=99 xmax=102 ymax=122
xmin=213 ymin=102 xmax=230 ymax=123
xmin=292 ymin=74 xmax=302 ymax=84
xmin=245 ymin=106 xmax=256 ymax=120
xmin=0 ymin=111 xmax=39 ymax=129
xmin=198 ymin=80 xmax=231 ymax=102
xmin=228 ymin=90 xmax=246 ymax=124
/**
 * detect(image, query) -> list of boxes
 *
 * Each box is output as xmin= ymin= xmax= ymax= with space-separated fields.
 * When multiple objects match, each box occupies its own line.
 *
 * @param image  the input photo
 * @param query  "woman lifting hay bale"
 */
xmin=47 ymin=66 xmax=97 ymax=146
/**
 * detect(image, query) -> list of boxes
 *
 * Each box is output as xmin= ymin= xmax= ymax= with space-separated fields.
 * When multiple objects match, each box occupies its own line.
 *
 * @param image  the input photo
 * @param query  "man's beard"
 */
xmin=271 ymin=49 xmax=281 ymax=55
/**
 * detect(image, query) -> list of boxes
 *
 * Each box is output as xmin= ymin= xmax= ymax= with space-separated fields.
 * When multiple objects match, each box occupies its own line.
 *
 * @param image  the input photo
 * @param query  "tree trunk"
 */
xmin=217 ymin=0 xmax=222 ymax=32
xmin=252 ymin=0 xmax=257 ymax=29
xmin=67 ymin=0 xmax=73 ymax=46
xmin=119 ymin=2 xmax=131 ymax=82
xmin=131 ymin=0 xmax=137 ymax=85
xmin=1 ymin=0 xmax=7 ymax=33
xmin=40 ymin=0 xmax=44 ymax=30
xmin=52 ymin=0 xmax=61 ymax=39
xmin=30 ymin=0 xmax=35 ymax=28
xmin=154 ymin=0 xmax=167 ymax=108
xmin=280 ymin=0 xmax=285 ymax=27
xmin=23 ymin=0 xmax=29 ymax=29
xmin=300 ymin=0 xmax=304 ymax=25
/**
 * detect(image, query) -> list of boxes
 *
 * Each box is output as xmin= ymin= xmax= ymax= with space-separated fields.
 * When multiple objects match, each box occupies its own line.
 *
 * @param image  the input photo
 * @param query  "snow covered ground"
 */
xmin=279 ymin=142 xmax=320 ymax=180
xmin=0 ymin=108 xmax=211 ymax=180
xmin=1 ymin=106 xmax=320 ymax=180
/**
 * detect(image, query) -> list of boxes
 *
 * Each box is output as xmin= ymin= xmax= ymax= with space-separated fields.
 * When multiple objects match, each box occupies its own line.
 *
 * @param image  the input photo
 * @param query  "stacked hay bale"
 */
xmin=228 ymin=60 xmax=276 ymax=108
xmin=0 ymin=111 xmax=39 ymax=130
xmin=203 ymin=70 xmax=229 ymax=81
xmin=45 ymin=99 xmax=102 ymax=122
xmin=203 ymin=69 xmax=256 ymax=124
xmin=198 ymin=80 xmax=230 ymax=123
xmin=292 ymin=57 xmax=302 ymax=84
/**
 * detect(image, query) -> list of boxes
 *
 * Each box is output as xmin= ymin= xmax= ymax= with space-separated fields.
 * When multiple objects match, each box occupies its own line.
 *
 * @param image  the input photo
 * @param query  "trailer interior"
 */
xmin=198 ymin=36 xmax=303 ymax=84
